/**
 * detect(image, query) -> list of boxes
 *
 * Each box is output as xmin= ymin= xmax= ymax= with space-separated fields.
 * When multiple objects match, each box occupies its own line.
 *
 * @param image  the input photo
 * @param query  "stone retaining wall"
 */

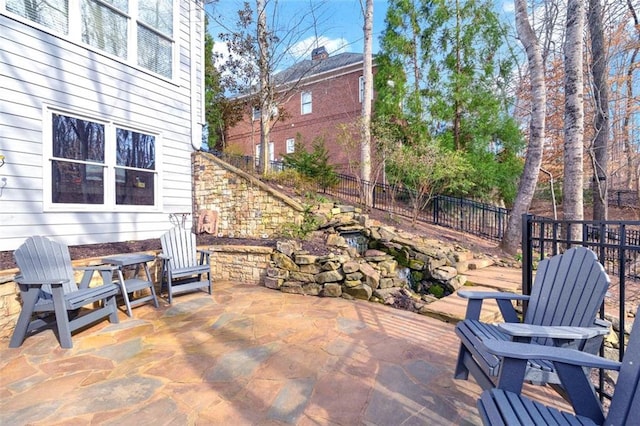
xmin=193 ymin=152 xmax=305 ymax=238
xmin=209 ymin=245 xmax=273 ymax=285
xmin=263 ymin=207 xmax=476 ymax=315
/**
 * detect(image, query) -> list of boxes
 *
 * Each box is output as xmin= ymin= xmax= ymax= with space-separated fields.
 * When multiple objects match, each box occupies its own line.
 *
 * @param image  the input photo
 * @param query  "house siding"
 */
xmin=0 ymin=1 xmax=203 ymax=252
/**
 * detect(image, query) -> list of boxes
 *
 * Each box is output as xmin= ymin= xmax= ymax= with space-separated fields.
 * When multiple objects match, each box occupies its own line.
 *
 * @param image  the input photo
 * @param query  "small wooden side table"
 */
xmin=102 ymin=253 xmax=159 ymax=317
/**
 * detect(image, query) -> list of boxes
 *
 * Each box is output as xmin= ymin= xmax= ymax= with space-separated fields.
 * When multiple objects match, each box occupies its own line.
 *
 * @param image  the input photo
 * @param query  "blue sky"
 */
xmin=206 ymin=1 xmax=515 ymax=69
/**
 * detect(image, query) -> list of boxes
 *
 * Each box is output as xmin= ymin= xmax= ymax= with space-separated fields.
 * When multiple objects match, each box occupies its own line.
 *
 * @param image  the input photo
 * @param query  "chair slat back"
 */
xmin=606 ymin=309 xmax=640 ymax=424
xmin=160 ymin=227 xmax=199 ymax=270
xmin=14 ymin=236 xmax=78 ymax=295
xmin=525 ymin=247 xmax=609 ymax=331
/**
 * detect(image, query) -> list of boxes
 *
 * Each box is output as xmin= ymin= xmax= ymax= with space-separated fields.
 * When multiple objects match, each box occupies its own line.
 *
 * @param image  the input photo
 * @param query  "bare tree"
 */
xmin=214 ymin=0 xmax=329 ymax=175
xmin=562 ymin=0 xmax=585 ymax=237
xmin=588 ymin=0 xmax=609 ymax=221
xmin=501 ymin=0 xmax=547 ymax=254
xmin=257 ymin=0 xmax=271 ymax=174
xmin=360 ymin=0 xmax=374 ymax=206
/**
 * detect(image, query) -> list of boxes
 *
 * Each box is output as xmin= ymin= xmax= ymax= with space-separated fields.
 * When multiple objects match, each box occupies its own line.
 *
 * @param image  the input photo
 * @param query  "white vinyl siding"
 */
xmin=0 ymin=2 xmax=202 ymax=251
xmin=3 ymin=0 xmax=176 ymax=79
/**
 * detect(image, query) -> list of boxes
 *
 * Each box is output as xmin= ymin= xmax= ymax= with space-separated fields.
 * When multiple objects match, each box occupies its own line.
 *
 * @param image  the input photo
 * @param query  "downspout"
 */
xmin=190 ymin=0 xmax=204 ymax=151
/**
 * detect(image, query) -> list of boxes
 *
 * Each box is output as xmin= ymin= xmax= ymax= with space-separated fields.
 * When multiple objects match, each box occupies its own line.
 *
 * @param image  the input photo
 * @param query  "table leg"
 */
xmin=116 ymin=269 xmax=133 ymax=317
xmin=143 ymin=263 xmax=159 ymax=308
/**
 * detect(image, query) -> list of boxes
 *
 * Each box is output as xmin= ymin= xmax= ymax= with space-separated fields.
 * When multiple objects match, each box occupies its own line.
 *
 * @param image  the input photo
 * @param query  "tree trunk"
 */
xmin=588 ymin=0 xmax=609 ymax=221
xmin=562 ymin=0 xmax=585 ymax=238
xmin=623 ymin=0 xmax=639 ymax=190
xmin=501 ymin=0 xmax=546 ymax=254
xmin=257 ymin=0 xmax=270 ymax=175
xmin=361 ymin=0 xmax=374 ymax=206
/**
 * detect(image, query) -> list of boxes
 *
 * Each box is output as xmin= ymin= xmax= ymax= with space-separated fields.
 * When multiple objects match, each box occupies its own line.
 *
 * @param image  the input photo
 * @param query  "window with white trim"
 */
xmin=4 ymin=0 xmax=174 ymax=78
xmin=301 ymin=91 xmax=312 ymax=115
xmin=47 ymin=110 xmax=158 ymax=209
xmin=255 ymin=142 xmax=275 ymax=165
xmin=252 ymin=106 xmax=261 ymax=121
xmin=286 ymin=138 xmax=295 ymax=154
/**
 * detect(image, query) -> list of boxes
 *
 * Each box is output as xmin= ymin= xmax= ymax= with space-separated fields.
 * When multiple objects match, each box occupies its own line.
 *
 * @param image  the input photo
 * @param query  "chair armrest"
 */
xmin=15 ymin=276 xmax=69 ymax=286
xmin=481 ymin=339 xmax=621 ymax=371
xmin=197 ymin=249 xmax=212 ymax=255
xmin=457 ymin=290 xmax=530 ymax=302
xmin=594 ymin=317 xmax=612 ymax=328
xmin=497 ymin=323 xmax=609 ymax=340
xmin=157 ymin=253 xmax=171 ymax=260
xmin=458 ymin=291 xmax=529 ymax=322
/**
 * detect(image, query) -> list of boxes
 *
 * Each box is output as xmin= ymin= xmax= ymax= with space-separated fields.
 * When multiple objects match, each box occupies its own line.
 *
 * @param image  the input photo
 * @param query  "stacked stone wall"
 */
xmin=193 ymin=152 xmax=305 ymax=238
xmin=209 ymin=245 xmax=272 ymax=284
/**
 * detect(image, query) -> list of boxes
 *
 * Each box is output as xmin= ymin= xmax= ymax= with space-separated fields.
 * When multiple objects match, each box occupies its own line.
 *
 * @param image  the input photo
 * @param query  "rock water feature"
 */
xmin=264 ymin=205 xmax=485 ymax=314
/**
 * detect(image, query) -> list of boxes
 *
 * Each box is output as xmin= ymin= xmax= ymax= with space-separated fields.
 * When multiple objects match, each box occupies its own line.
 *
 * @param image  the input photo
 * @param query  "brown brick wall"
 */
xmin=226 ymin=68 xmax=367 ymax=174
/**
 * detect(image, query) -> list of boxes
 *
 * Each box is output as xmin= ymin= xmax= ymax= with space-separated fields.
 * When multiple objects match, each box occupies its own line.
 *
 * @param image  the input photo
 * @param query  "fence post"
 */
xmin=521 ymin=214 xmax=533 ymax=304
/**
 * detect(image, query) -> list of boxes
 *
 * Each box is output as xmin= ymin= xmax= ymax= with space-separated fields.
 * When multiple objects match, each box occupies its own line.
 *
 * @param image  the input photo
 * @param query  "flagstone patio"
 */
xmin=0 ymin=280 xmax=571 ymax=425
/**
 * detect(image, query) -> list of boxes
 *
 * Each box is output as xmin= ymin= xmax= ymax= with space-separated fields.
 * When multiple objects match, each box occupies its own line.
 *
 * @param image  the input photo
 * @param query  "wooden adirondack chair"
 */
xmin=159 ymin=227 xmax=212 ymax=304
xmin=9 ymin=236 xmax=120 ymax=349
xmin=454 ymin=246 xmax=610 ymax=391
xmin=477 ymin=308 xmax=639 ymax=425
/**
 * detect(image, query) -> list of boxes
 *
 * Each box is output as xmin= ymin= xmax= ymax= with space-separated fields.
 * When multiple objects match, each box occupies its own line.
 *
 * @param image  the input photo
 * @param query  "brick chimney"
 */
xmin=311 ymin=46 xmax=328 ymax=61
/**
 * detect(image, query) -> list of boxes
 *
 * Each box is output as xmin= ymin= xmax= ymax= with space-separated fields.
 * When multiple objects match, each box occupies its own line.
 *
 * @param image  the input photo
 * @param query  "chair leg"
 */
xmin=51 ymin=284 xmax=73 ymax=349
xmin=9 ymin=287 xmax=40 ymax=348
xmin=106 ymin=295 xmax=119 ymax=324
xmin=454 ymin=343 xmax=470 ymax=380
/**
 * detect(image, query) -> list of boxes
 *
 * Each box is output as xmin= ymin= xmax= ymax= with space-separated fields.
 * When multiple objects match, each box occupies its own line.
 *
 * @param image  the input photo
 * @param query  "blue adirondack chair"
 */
xmin=477 ymin=307 xmax=639 ymax=425
xmin=454 ymin=246 xmax=610 ymax=390
xmin=10 ymin=236 xmax=120 ymax=348
xmin=159 ymin=227 xmax=212 ymax=304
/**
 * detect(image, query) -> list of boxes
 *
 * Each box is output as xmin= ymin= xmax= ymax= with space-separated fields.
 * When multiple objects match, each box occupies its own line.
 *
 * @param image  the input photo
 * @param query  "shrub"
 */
xmin=283 ymin=135 xmax=338 ymax=191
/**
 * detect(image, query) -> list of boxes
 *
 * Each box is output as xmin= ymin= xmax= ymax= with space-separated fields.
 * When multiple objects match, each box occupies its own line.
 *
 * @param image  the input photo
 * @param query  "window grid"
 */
xmin=301 ymin=91 xmax=312 ymax=115
xmin=3 ymin=0 xmax=174 ymax=78
xmin=286 ymin=138 xmax=295 ymax=154
xmin=46 ymin=109 xmax=159 ymax=210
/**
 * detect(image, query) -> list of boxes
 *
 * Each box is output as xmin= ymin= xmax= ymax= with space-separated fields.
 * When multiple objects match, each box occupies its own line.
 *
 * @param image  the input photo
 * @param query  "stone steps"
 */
xmin=420 ymin=265 xmax=524 ymax=324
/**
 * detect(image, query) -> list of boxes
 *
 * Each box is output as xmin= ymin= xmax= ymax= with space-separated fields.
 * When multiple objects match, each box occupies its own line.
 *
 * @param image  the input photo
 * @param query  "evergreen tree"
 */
xmin=375 ymin=0 xmax=524 ymax=205
xmin=204 ymin=20 xmax=224 ymax=151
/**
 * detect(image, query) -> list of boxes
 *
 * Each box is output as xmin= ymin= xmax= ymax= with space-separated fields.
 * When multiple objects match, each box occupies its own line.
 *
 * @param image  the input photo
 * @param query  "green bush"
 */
xmin=283 ymin=135 xmax=338 ymax=191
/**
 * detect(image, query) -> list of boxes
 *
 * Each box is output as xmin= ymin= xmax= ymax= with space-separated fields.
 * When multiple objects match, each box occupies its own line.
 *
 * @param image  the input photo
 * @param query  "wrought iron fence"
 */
xmin=316 ymin=173 xmax=509 ymax=241
xmin=521 ymin=214 xmax=640 ymax=402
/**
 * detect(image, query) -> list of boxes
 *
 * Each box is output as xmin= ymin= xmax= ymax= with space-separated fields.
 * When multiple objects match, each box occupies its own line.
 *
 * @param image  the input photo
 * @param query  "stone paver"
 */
xmin=0 ymin=280 xmax=570 ymax=425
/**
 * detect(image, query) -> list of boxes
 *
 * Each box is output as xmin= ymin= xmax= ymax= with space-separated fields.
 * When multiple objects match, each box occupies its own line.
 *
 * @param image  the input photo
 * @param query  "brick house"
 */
xmin=225 ymin=47 xmax=375 ymax=175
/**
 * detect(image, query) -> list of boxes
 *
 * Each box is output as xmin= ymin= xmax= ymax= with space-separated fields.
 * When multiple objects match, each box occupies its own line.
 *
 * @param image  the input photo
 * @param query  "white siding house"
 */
xmin=0 ymin=0 xmax=205 ymax=251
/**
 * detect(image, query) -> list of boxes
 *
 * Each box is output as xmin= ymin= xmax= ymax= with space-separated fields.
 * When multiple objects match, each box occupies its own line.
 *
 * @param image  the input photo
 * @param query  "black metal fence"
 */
xmin=609 ymin=190 xmax=639 ymax=208
xmin=521 ymin=214 xmax=640 ymax=401
xmin=316 ymin=173 xmax=510 ymax=242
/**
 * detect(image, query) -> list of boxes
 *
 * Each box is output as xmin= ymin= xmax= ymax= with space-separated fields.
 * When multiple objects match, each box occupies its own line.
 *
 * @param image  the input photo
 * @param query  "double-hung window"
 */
xmin=4 ymin=0 xmax=175 ymax=78
xmin=47 ymin=110 xmax=159 ymax=210
xmin=286 ymin=138 xmax=295 ymax=154
xmin=301 ymin=91 xmax=312 ymax=115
